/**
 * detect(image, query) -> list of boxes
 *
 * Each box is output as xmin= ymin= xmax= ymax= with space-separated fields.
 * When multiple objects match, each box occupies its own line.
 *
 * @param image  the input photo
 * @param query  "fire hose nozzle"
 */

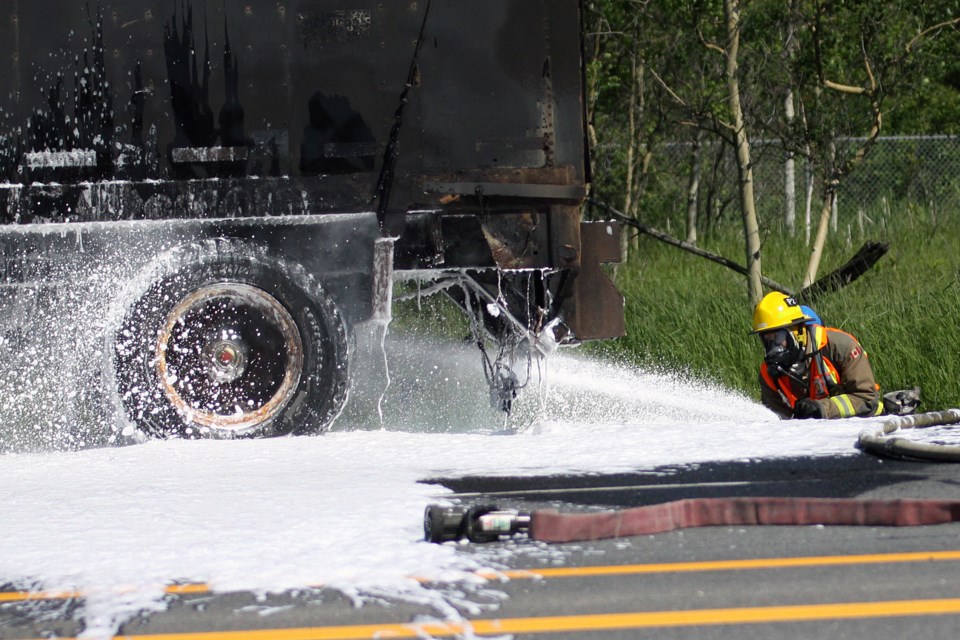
xmin=424 ymin=504 xmax=531 ymax=543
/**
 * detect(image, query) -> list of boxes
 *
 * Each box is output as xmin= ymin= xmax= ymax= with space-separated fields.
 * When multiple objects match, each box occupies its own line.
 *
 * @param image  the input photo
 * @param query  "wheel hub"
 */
xmin=204 ymin=332 xmax=248 ymax=384
xmin=155 ymin=283 xmax=304 ymax=433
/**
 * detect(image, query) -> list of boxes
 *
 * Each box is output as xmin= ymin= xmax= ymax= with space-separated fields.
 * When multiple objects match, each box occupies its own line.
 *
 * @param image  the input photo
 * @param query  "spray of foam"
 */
xmin=0 ymin=220 xmax=221 ymax=453
xmin=0 ymin=227 xmax=133 ymax=453
xmin=0 ymin=327 xmax=881 ymax=638
xmin=0 ymin=228 xmax=874 ymax=637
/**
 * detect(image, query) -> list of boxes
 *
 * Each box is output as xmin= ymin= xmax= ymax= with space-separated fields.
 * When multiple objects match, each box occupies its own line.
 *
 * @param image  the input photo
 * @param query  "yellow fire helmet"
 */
xmin=751 ymin=292 xmax=808 ymax=334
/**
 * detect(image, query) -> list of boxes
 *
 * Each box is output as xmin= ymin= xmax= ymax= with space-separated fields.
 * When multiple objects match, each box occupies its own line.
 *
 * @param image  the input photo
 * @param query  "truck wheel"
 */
xmin=109 ymin=238 xmax=349 ymax=439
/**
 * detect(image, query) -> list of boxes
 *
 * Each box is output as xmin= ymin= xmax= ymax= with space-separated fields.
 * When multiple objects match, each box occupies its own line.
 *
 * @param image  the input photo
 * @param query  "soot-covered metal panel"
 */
xmin=0 ymin=1 xmax=587 ymax=221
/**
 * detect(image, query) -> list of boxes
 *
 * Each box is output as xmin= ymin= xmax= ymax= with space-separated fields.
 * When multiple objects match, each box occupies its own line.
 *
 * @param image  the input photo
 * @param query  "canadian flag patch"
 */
xmin=850 ymin=346 xmax=862 ymax=359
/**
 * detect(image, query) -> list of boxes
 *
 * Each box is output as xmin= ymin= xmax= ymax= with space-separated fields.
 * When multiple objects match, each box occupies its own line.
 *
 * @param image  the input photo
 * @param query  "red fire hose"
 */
xmin=425 ymin=409 xmax=960 ymax=545
xmin=425 ymin=496 xmax=960 ymax=544
xmin=528 ymin=496 xmax=960 ymax=543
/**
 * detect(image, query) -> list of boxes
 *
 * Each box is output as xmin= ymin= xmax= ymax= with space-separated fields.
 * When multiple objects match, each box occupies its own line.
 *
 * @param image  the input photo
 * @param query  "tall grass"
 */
xmin=594 ymin=203 xmax=960 ymax=410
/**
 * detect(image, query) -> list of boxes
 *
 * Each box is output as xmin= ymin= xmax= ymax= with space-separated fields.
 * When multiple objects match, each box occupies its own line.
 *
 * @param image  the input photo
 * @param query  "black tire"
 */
xmin=108 ymin=238 xmax=348 ymax=439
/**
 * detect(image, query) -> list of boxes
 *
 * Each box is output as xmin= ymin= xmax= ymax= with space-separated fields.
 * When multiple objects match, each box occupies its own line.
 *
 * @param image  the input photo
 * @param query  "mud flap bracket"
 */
xmin=564 ymin=221 xmax=625 ymax=341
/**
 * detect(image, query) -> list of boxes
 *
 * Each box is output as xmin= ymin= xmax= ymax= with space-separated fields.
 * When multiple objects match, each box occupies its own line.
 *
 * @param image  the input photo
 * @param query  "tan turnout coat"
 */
xmin=759 ymin=325 xmax=882 ymax=420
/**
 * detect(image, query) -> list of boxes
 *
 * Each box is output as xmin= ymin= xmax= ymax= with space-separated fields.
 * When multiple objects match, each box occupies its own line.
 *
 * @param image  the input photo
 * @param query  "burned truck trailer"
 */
xmin=0 ymin=0 xmax=624 ymax=441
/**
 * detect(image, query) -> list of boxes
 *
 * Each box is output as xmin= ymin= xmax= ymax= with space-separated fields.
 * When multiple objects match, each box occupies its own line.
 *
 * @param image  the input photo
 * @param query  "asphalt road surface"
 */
xmin=5 ymin=453 xmax=960 ymax=639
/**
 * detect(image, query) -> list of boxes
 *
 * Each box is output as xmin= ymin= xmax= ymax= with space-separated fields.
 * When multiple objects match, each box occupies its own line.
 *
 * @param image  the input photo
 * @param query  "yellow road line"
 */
xmin=0 ymin=584 xmax=211 ymax=603
xmin=0 ymin=589 xmax=84 ymax=602
xmin=5 ymin=549 xmax=960 ymax=603
xmin=164 ymin=584 xmax=213 ymax=595
xmin=26 ymin=597 xmax=960 ymax=640
xmin=479 ymin=549 xmax=960 ymax=579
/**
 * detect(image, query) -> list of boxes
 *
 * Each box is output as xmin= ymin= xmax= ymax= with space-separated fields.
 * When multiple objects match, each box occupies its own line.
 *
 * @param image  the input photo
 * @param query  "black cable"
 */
xmin=374 ymin=0 xmax=433 ymax=216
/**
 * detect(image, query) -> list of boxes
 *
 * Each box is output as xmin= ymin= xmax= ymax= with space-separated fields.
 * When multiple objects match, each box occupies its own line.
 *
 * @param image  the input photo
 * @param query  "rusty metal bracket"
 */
xmin=563 ymin=221 xmax=625 ymax=341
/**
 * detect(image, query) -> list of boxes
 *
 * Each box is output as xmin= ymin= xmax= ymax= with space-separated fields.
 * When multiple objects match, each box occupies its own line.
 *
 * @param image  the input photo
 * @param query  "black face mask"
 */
xmin=761 ymin=328 xmax=804 ymax=373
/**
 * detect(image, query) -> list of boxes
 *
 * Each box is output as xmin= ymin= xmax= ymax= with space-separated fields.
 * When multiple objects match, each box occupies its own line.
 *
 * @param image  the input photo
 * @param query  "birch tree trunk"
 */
xmin=784 ymin=93 xmax=796 ymax=236
xmin=629 ymin=59 xmax=647 ymax=253
xmin=685 ymin=129 xmax=703 ymax=245
xmin=724 ymin=0 xmax=763 ymax=305
xmin=831 ymin=190 xmax=838 ymax=233
xmin=803 ymin=140 xmax=838 ymax=286
xmin=783 ymin=0 xmax=800 ymax=236
xmin=803 ymin=185 xmax=836 ymax=288
xmin=804 ymin=159 xmax=814 ymax=245
xmin=621 ymin=53 xmax=637 ymax=263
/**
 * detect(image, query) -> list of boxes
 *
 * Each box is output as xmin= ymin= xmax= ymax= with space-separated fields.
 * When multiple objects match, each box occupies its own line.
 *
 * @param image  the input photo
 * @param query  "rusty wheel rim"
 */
xmin=155 ymin=283 xmax=304 ymax=433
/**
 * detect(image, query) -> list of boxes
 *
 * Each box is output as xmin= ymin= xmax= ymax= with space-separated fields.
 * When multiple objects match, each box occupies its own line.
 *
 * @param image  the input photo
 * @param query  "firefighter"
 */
xmin=751 ymin=292 xmax=883 ymax=420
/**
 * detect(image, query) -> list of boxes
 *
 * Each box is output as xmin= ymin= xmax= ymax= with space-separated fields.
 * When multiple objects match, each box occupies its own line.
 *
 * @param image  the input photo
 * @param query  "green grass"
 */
xmin=390 ymin=282 xmax=471 ymax=340
xmin=592 ymin=204 xmax=960 ymax=410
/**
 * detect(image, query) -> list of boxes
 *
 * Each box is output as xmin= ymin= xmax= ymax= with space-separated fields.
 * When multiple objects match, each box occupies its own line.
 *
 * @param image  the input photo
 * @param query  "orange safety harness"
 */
xmin=760 ymin=325 xmax=840 ymax=409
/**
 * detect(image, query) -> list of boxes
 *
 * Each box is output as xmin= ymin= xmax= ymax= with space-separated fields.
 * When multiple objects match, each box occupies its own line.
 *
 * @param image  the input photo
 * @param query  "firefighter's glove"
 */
xmin=793 ymin=398 xmax=822 ymax=420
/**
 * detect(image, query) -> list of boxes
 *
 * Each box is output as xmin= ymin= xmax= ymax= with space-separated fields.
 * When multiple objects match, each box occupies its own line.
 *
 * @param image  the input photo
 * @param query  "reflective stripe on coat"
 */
xmin=759 ymin=325 xmax=882 ymax=420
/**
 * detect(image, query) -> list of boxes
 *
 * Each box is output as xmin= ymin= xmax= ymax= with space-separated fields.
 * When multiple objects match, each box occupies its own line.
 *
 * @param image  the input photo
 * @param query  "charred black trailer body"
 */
xmin=0 ymin=0 xmax=624 ymax=442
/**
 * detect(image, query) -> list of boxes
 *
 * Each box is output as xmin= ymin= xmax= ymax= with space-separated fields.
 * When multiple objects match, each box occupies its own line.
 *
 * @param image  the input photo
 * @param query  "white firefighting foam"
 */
xmin=0 ymin=335 xmax=880 ymax=638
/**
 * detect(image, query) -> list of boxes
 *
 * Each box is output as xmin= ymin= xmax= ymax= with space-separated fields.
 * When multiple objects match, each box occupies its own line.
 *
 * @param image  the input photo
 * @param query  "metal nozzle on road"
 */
xmin=424 ymin=504 xmax=531 ymax=544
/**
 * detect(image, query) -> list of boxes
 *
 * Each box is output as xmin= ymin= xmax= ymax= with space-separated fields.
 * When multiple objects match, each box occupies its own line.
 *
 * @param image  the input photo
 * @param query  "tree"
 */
xmin=722 ymin=0 xmax=763 ymax=304
xmin=782 ymin=0 xmax=801 ymax=237
xmin=585 ymin=0 xmax=960 ymax=302
xmin=644 ymin=0 xmax=767 ymax=303
xmin=779 ymin=1 xmax=960 ymax=287
xmin=584 ymin=1 xmax=671 ymax=260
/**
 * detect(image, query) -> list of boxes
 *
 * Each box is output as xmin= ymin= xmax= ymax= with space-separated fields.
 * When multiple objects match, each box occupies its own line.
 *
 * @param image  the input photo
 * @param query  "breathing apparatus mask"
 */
xmin=760 ymin=325 xmax=806 ymax=375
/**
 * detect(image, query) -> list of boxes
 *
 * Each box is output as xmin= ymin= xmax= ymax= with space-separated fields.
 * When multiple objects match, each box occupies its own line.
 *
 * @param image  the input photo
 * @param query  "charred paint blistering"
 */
xmin=1 ymin=0 xmax=590 ymax=222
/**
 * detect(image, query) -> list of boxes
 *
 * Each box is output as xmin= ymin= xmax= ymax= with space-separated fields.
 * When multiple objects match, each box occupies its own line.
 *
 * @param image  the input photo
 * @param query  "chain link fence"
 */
xmin=599 ymin=135 xmax=960 ymax=234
